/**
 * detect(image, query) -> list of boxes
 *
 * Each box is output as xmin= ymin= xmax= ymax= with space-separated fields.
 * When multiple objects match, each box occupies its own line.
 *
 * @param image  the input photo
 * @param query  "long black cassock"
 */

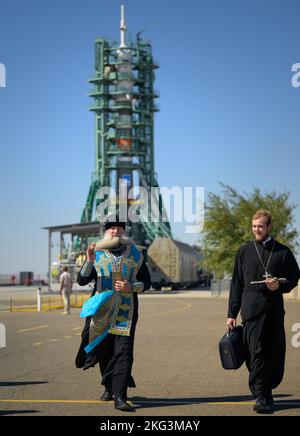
xmin=228 ymin=237 xmax=300 ymax=398
xmin=75 ymin=245 xmax=151 ymax=398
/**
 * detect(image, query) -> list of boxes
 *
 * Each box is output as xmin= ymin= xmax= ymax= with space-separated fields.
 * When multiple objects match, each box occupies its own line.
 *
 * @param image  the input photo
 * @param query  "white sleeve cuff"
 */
xmin=132 ymin=282 xmax=144 ymax=293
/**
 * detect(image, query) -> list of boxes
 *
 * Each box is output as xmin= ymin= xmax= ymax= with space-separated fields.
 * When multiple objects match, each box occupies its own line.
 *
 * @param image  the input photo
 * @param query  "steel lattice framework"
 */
xmin=79 ymin=6 xmax=172 ymax=249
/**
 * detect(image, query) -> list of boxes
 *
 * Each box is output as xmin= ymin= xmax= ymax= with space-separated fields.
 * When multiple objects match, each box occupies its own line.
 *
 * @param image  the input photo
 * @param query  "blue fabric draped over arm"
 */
xmin=80 ymin=291 xmax=114 ymax=318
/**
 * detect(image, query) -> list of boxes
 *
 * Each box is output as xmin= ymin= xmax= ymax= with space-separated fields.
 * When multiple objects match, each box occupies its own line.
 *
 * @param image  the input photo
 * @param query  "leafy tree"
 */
xmin=201 ymin=183 xmax=298 ymax=278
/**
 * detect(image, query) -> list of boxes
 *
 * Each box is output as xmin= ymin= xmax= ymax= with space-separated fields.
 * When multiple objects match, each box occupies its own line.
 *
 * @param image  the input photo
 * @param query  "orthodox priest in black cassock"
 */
xmin=75 ymin=219 xmax=151 ymax=411
xmin=228 ymin=225 xmax=299 ymax=408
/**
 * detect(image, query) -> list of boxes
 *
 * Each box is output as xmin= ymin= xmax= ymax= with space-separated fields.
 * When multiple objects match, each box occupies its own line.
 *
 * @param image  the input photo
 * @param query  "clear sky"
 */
xmin=0 ymin=0 xmax=299 ymax=274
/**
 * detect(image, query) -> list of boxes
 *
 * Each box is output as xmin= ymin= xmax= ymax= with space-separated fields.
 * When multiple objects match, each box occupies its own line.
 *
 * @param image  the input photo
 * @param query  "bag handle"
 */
xmin=227 ymin=326 xmax=235 ymax=336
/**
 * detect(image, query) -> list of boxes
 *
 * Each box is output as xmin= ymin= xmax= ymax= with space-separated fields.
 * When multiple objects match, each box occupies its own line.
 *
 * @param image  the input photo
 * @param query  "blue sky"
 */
xmin=0 ymin=0 xmax=299 ymax=274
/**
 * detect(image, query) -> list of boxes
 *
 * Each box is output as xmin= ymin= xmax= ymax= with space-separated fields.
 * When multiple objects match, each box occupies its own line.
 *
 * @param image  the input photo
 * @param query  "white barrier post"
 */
xmin=0 ymin=323 xmax=6 ymax=348
xmin=37 ymin=287 xmax=42 ymax=312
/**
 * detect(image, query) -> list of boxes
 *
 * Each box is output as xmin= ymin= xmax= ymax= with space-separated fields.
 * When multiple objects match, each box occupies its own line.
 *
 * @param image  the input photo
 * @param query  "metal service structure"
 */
xmin=44 ymin=6 xmax=173 ymax=289
xmin=81 ymin=5 xmax=172 ymax=247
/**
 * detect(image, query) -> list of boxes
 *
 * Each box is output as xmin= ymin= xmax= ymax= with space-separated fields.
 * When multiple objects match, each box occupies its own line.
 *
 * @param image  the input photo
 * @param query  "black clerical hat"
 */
xmin=104 ymin=215 xmax=126 ymax=230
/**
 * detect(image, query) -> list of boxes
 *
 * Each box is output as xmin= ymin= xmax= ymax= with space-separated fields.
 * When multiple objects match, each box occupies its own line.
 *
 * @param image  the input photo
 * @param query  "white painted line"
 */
xmin=17 ymin=325 xmax=49 ymax=333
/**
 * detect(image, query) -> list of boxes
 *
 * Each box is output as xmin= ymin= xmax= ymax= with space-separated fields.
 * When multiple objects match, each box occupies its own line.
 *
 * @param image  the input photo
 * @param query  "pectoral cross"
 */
xmin=251 ymin=272 xmax=287 ymax=285
xmin=250 ymin=271 xmax=272 ymax=285
xmin=263 ymin=272 xmax=272 ymax=280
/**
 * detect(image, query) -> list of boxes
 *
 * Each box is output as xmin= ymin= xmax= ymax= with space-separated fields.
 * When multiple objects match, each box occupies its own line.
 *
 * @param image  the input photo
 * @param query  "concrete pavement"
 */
xmin=0 ymin=294 xmax=299 ymax=416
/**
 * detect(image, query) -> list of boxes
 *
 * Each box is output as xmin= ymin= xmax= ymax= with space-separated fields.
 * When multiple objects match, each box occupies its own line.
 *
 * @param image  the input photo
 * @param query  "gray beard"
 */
xmin=94 ymin=234 xmax=134 ymax=251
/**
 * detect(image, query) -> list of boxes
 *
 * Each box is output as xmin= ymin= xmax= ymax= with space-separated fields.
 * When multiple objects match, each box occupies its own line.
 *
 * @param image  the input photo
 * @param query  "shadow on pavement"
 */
xmin=131 ymin=394 xmax=292 ymax=409
xmin=0 ymin=381 xmax=48 ymax=387
xmin=0 ymin=410 xmax=40 ymax=416
xmin=273 ymin=399 xmax=300 ymax=412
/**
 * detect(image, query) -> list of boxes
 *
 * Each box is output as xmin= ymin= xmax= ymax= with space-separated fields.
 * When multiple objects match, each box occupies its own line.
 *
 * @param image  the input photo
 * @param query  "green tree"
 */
xmin=202 ymin=183 xmax=299 ymax=278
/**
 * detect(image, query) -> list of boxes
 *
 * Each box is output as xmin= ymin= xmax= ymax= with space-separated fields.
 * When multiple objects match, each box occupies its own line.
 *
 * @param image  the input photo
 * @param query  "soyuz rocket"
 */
xmin=114 ymin=5 xmax=135 ymax=191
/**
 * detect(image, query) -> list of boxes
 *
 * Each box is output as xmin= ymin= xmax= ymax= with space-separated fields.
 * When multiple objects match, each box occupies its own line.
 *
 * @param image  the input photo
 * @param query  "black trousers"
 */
xmin=99 ymin=320 xmax=137 ymax=398
xmin=243 ymin=304 xmax=286 ymax=398
xmin=75 ymin=305 xmax=138 ymax=398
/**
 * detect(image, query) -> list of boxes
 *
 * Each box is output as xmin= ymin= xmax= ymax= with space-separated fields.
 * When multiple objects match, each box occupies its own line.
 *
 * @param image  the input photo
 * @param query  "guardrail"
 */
xmin=210 ymin=279 xmax=231 ymax=297
xmin=8 ymin=291 xmax=91 ymax=312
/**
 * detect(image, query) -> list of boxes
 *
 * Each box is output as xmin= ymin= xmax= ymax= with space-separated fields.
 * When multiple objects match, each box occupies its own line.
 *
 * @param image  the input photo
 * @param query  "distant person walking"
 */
xmin=59 ymin=267 xmax=73 ymax=315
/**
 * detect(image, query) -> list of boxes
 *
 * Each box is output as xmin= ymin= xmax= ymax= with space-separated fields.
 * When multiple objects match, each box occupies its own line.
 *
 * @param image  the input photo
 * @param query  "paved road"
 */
xmin=0 ymin=294 xmax=299 ymax=416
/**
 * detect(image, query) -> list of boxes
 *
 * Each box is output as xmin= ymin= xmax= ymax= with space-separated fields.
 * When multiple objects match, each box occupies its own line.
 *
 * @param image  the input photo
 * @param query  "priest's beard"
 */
xmin=255 ymin=233 xmax=270 ymax=243
xmin=95 ymin=233 xmax=133 ymax=250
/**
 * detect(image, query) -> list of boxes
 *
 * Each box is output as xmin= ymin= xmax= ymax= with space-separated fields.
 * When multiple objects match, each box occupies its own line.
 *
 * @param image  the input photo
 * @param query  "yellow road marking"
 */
xmin=17 ymin=325 xmax=49 ymax=333
xmin=32 ymin=342 xmax=43 ymax=346
xmin=63 ymin=336 xmax=72 ymax=339
xmin=1 ymin=399 xmax=299 ymax=406
xmin=72 ymin=327 xmax=82 ymax=331
xmin=49 ymin=339 xmax=59 ymax=342
xmin=0 ymin=399 xmax=258 ymax=406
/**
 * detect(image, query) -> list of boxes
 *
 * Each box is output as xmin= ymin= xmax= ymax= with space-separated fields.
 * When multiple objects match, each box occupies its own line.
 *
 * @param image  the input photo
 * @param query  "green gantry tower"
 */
xmin=80 ymin=5 xmax=172 ymax=248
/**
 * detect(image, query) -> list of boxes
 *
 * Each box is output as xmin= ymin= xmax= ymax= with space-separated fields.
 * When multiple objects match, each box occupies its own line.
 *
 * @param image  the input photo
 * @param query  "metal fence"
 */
xmin=8 ymin=291 xmax=90 ymax=312
xmin=210 ymin=279 xmax=231 ymax=297
xmin=210 ymin=279 xmax=300 ymax=300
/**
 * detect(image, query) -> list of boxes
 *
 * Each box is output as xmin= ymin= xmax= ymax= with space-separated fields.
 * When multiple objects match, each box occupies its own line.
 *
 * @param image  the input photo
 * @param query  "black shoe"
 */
xmin=253 ymin=397 xmax=272 ymax=414
xmin=100 ymin=389 xmax=113 ymax=401
xmin=266 ymin=392 xmax=274 ymax=406
xmin=114 ymin=396 xmax=135 ymax=412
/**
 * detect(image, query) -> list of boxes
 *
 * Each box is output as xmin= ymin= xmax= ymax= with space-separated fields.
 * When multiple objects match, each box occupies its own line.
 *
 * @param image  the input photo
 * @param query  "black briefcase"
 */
xmin=219 ymin=325 xmax=246 ymax=370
